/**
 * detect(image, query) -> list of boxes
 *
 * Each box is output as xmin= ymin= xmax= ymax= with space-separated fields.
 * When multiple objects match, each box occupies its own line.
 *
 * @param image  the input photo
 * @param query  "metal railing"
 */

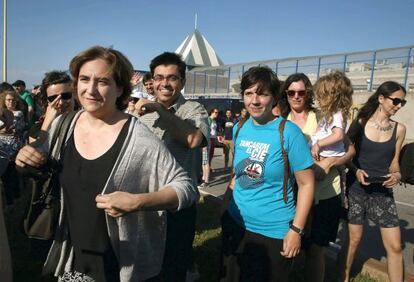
xmin=184 ymin=45 xmax=414 ymax=98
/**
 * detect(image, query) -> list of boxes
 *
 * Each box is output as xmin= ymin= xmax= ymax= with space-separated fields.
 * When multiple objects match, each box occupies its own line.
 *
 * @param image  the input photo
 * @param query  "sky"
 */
xmin=1 ymin=0 xmax=413 ymax=87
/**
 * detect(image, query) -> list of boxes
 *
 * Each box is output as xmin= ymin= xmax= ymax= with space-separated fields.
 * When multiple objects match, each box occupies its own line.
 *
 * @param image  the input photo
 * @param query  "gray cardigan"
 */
xmin=42 ymin=111 xmax=197 ymax=281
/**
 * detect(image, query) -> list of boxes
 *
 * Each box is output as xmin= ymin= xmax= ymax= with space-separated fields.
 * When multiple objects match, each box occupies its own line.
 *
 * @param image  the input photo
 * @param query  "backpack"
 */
xmin=399 ymin=142 xmax=414 ymax=185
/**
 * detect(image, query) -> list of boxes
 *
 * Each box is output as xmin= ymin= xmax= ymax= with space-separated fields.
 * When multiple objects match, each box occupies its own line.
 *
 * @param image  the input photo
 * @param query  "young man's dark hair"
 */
xmin=143 ymin=72 xmax=153 ymax=84
xmin=150 ymin=52 xmax=186 ymax=81
xmin=12 ymin=80 xmax=26 ymax=88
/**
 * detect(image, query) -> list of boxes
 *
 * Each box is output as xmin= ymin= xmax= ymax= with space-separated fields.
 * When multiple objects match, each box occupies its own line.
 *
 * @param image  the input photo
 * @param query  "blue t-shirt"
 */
xmin=227 ymin=117 xmax=313 ymax=239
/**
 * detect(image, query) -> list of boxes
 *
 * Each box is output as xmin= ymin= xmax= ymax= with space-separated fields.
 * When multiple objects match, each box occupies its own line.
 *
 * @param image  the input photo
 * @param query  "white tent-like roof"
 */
xmin=175 ymin=29 xmax=224 ymax=68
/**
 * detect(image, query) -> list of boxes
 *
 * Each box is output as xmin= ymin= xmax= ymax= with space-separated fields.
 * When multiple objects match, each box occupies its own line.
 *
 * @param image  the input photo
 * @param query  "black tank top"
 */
xmin=351 ymin=122 xmax=397 ymax=195
xmin=357 ymin=122 xmax=397 ymax=177
xmin=60 ymin=117 xmax=130 ymax=281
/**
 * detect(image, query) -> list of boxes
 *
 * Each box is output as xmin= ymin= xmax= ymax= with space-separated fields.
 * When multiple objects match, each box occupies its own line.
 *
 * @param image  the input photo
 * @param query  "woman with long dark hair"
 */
xmin=343 ymin=81 xmax=407 ymax=282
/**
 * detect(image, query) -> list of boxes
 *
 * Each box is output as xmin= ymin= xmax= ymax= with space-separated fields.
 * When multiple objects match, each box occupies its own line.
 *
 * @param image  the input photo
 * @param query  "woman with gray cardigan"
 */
xmin=15 ymin=46 xmax=196 ymax=282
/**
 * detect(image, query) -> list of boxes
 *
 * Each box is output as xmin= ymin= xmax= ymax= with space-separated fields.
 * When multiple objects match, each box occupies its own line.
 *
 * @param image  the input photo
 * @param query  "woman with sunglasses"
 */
xmin=343 ymin=81 xmax=406 ymax=282
xmin=125 ymin=92 xmax=141 ymax=115
xmin=28 ymin=71 xmax=76 ymax=143
xmin=279 ymin=73 xmax=355 ymax=282
xmin=16 ymin=46 xmax=195 ymax=281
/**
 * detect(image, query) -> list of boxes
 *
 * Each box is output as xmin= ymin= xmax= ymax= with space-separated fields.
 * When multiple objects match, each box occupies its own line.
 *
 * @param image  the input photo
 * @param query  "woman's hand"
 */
xmin=356 ymin=168 xmax=369 ymax=185
xmin=15 ymin=145 xmax=46 ymax=168
xmin=96 ymin=191 xmax=140 ymax=217
xmin=280 ymin=229 xmax=301 ymax=258
xmin=382 ymin=172 xmax=401 ymax=188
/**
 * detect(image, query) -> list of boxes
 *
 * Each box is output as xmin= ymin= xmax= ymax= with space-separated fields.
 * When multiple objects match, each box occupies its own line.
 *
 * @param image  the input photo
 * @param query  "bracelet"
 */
xmin=289 ymin=222 xmax=305 ymax=236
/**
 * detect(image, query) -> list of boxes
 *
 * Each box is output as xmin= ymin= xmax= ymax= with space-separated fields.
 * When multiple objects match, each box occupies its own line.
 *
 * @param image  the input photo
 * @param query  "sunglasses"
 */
xmin=386 ymin=96 xmax=407 ymax=107
xmin=129 ymin=97 xmax=139 ymax=104
xmin=47 ymin=92 xmax=72 ymax=103
xmin=286 ymin=90 xmax=307 ymax=97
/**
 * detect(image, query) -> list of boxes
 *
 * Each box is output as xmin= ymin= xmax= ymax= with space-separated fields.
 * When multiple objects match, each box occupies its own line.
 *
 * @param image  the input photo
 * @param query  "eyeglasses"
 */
xmin=5 ymin=99 xmax=16 ymax=102
xmin=129 ymin=97 xmax=139 ymax=104
xmin=286 ymin=90 xmax=307 ymax=97
xmin=47 ymin=92 xmax=72 ymax=103
xmin=153 ymin=74 xmax=181 ymax=82
xmin=386 ymin=96 xmax=407 ymax=107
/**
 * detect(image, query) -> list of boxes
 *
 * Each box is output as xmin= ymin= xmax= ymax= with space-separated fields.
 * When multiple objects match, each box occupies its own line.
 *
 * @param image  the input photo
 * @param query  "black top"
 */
xmin=358 ymin=123 xmax=397 ymax=177
xmin=60 ymin=117 xmax=130 ymax=281
xmin=351 ymin=122 xmax=397 ymax=194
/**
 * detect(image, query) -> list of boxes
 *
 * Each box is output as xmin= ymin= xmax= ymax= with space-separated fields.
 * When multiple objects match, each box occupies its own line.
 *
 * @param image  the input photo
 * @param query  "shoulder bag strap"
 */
xmin=279 ymin=119 xmax=290 ymax=204
xmin=228 ymin=119 xmax=246 ymax=184
xmin=48 ymin=111 xmax=77 ymax=161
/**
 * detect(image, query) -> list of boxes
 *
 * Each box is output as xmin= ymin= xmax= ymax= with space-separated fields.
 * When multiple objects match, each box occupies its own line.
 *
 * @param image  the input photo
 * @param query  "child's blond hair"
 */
xmin=314 ymin=71 xmax=353 ymax=127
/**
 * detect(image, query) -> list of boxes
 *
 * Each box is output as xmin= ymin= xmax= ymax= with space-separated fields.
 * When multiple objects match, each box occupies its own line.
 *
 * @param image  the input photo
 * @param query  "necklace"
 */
xmin=370 ymin=120 xmax=393 ymax=132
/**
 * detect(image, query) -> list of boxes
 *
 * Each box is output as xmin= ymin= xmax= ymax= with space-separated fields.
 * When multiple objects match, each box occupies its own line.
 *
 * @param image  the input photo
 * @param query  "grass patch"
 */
xmin=193 ymin=196 xmax=222 ymax=281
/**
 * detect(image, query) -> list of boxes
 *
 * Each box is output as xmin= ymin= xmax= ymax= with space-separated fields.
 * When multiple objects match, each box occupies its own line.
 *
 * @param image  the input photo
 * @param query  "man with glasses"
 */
xmin=135 ymin=52 xmax=209 ymax=281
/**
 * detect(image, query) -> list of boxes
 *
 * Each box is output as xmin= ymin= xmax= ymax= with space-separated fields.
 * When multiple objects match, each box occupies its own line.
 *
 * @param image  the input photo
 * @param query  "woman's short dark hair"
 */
xmin=279 ymin=73 xmax=315 ymax=118
xmin=240 ymin=67 xmax=281 ymax=103
xmin=69 ymin=46 xmax=134 ymax=111
xmin=357 ymin=81 xmax=406 ymax=123
xmin=150 ymin=52 xmax=186 ymax=81
xmin=40 ymin=70 xmax=72 ymax=95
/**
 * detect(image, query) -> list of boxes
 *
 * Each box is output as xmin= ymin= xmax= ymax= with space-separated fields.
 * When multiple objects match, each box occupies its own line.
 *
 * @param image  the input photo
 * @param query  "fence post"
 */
xmin=317 ymin=57 xmax=322 ymax=79
xmin=193 ymin=71 xmax=196 ymax=94
xmin=404 ymin=47 xmax=412 ymax=90
xmin=215 ymin=69 xmax=218 ymax=93
xmin=227 ymin=67 xmax=231 ymax=94
xmin=369 ymin=51 xmax=377 ymax=91
xmin=275 ymin=61 xmax=279 ymax=74
xmin=343 ymin=55 xmax=348 ymax=72
xmin=203 ymin=71 xmax=207 ymax=94
xmin=295 ymin=59 xmax=299 ymax=73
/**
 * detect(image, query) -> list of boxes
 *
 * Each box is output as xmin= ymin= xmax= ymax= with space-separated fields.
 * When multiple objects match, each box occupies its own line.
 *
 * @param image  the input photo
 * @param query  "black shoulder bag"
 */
xmin=23 ymin=111 xmax=76 ymax=240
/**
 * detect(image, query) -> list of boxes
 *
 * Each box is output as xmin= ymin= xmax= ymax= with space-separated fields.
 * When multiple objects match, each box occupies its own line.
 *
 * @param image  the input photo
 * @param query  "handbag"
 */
xmin=23 ymin=111 xmax=76 ymax=240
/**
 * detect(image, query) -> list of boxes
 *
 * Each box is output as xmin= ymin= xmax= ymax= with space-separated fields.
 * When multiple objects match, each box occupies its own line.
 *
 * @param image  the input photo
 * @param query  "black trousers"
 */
xmin=162 ymin=204 xmax=196 ymax=281
xmin=220 ymin=211 xmax=293 ymax=282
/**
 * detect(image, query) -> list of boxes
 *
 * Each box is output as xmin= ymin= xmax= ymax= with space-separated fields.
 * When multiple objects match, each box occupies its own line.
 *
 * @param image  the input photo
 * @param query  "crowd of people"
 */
xmin=0 ymin=45 xmax=408 ymax=282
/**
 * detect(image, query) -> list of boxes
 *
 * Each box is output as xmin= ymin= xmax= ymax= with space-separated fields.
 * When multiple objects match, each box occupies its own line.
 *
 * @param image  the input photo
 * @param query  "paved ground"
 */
xmin=201 ymin=148 xmax=414 ymax=276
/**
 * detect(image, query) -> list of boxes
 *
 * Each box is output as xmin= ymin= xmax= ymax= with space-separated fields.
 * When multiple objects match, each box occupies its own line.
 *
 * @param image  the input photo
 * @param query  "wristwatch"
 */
xmin=289 ymin=222 xmax=305 ymax=236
